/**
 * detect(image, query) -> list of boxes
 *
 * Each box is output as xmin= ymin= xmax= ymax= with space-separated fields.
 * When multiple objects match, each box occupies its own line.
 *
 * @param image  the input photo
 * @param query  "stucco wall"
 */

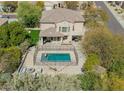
xmin=40 ymin=21 xmax=85 ymax=36
xmin=56 ymin=21 xmax=73 ymax=35
xmin=74 ymin=22 xmax=85 ymax=35
xmin=40 ymin=23 xmax=55 ymax=30
xmin=74 ymin=23 xmax=83 ymax=32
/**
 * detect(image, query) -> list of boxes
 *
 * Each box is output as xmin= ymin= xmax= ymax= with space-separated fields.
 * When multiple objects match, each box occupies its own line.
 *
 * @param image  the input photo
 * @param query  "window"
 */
xmin=62 ymin=27 xmax=70 ymax=32
xmin=62 ymin=27 xmax=67 ymax=32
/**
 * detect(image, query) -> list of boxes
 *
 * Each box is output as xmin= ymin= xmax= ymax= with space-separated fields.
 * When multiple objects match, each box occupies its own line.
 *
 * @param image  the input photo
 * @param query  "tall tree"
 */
xmin=35 ymin=1 xmax=44 ymax=10
xmin=82 ymin=25 xmax=124 ymax=76
xmin=0 ymin=21 xmax=29 ymax=48
xmin=64 ymin=1 xmax=79 ymax=10
xmin=84 ymin=7 xmax=109 ymax=28
xmin=0 ymin=47 xmax=21 ymax=73
xmin=17 ymin=2 xmax=41 ymax=28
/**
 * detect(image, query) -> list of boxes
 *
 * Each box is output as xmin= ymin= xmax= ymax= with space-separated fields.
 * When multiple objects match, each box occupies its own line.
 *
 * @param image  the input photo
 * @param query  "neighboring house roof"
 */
xmin=0 ymin=18 xmax=8 ymax=26
xmin=1 ymin=13 xmax=17 ymax=19
xmin=40 ymin=27 xmax=64 ymax=37
xmin=45 ymin=1 xmax=61 ymax=7
xmin=40 ymin=8 xmax=84 ymax=23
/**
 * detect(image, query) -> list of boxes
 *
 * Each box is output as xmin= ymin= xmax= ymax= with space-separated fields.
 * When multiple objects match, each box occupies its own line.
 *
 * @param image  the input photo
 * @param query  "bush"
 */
xmin=0 ymin=73 xmax=12 ymax=89
xmin=82 ymin=27 xmax=113 ymax=67
xmin=108 ymin=73 xmax=124 ymax=90
xmin=83 ymin=53 xmax=100 ymax=71
xmin=3 ymin=73 xmax=81 ymax=91
xmin=79 ymin=72 xmax=101 ymax=90
xmin=0 ymin=21 xmax=29 ymax=48
xmin=64 ymin=1 xmax=79 ymax=10
xmin=17 ymin=2 xmax=41 ymax=28
xmin=0 ymin=47 xmax=21 ymax=73
xmin=19 ymin=40 xmax=30 ymax=54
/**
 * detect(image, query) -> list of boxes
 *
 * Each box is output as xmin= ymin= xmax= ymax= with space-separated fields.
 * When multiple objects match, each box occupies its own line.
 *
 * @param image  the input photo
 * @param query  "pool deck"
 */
xmin=20 ymin=42 xmax=86 ymax=75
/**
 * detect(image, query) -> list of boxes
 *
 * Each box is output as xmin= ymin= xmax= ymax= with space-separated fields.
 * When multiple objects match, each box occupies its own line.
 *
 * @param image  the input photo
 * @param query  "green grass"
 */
xmin=30 ymin=30 xmax=40 ymax=45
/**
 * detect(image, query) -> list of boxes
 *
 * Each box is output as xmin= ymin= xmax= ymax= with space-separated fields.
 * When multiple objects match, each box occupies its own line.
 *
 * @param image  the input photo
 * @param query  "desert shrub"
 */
xmin=3 ymin=73 xmax=81 ymax=91
xmin=83 ymin=53 xmax=100 ymax=71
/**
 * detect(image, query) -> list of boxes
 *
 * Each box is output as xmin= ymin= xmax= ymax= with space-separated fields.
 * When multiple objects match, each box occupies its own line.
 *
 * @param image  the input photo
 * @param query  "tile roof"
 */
xmin=40 ymin=8 xmax=84 ymax=23
xmin=40 ymin=27 xmax=64 ymax=37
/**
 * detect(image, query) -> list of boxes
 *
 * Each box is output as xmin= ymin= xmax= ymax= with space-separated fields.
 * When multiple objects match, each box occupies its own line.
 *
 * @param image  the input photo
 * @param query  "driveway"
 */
xmin=95 ymin=1 xmax=124 ymax=35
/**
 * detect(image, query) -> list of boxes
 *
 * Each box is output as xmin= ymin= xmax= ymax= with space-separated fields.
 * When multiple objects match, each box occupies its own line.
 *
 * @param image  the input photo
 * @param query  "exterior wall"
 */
xmin=56 ymin=21 xmax=73 ymax=36
xmin=40 ymin=23 xmax=55 ymax=30
xmin=74 ymin=22 xmax=85 ymax=36
xmin=56 ymin=21 xmax=85 ymax=41
xmin=40 ymin=21 xmax=85 ymax=42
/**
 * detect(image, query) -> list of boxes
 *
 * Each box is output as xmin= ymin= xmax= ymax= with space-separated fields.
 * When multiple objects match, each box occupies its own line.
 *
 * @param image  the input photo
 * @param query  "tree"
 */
xmin=3 ymin=73 xmax=81 ymax=91
xmin=82 ymin=3 xmax=124 ymax=90
xmin=0 ymin=21 xmax=29 ymax=48
xmin=84 ymin=7 xmax=109 ymax=28
xmin=82 ymin=24 xmax=124 ymax=77
xmin=80 ymin=1 xmax=94 ymax=10
xmin=19 ymin=40 xmax=30 ymax=54
xmin=0 ymin=73 xmax=12 ymax=89
xmin=108 ymin=73 xmax=124 ymax=90
xmin=0 ymin=26 xmax=9 ymax=48
xmin=0 ymin=47 xmax=21 ymax=73
xmin=2 ymin=1 xmax=18 ymax=12
xmin=64 ymin=1 xmax=79 ymax=10
xmin=79 ymin=72 xmax=101 ymax=90
xmin=83 ymin=53 xmax=100 ymax=71
xmin=35 ymin=1 xmax=44 ymax=10
xmin=107 ymin=35 xmax=124 ymax=77
xmin=8 ymin=22 xmax=28 ymax=46
xmin=17 ymin=2 xmax=41 ymax=28
xmin=82 ymin=26 xmax=113 ymax=66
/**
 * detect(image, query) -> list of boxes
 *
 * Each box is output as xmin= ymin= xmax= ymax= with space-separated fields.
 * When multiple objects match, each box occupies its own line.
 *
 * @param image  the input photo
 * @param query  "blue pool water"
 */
xmin=41 ymin=53 xmax=71 ymax=62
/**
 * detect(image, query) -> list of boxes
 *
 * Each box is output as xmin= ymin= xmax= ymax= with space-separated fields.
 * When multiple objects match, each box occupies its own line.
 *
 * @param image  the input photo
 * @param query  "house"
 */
xmin=109 ymin=1 xmax=124 ymax=9
xmin=44 ymin=1 xmax=64 ymax=10
xmin=39 ymin=8 xmax=85 ymax=45
xmin=0 ymin=18 xmax=8 ymax=26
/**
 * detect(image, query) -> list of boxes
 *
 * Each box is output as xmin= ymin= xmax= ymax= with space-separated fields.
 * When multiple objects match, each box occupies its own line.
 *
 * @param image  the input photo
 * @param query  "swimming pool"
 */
xmin=41 ymin=53 xmax=71 ymax=62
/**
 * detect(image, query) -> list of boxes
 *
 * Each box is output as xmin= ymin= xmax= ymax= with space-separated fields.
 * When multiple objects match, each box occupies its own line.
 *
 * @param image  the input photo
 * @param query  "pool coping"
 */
xmin=41 ymin=53 xmax=71 ymax=62
xmin=35 ymin=50 xmax=77 ymax=66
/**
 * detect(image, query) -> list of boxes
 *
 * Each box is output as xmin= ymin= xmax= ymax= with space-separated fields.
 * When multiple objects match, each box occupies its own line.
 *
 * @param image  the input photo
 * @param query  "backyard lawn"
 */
xmin=30 ymin=30 xmax=40 ymax=45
